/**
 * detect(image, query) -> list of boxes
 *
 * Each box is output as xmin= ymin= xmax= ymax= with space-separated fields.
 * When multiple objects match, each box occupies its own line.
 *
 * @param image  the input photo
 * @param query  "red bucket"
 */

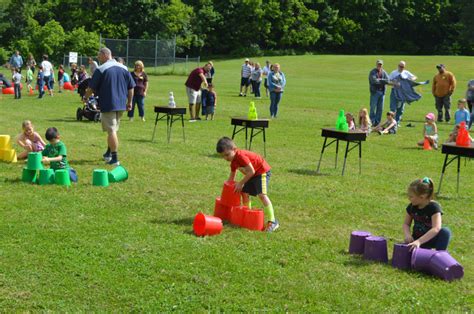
xmin=193 ymin=212 xmax=223 ymax=236
xmin=220 ymin=181 xmax=241 ymax=207
xmin=230 ymin=205 xmax=248 ymax=226
xmin=214 ymin=197 xmax=232 ymax=222
xmin=242 ymin=209 xmax=264 ymax=231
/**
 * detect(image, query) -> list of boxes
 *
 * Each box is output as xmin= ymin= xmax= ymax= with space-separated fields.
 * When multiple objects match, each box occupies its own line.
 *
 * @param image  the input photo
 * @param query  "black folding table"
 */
xmin=437 ymin=142 xmax=473 ymax=194
xmin=151 ymin=106 xmax=186 ymax=143
xmin=231 ymin=117 xmax=269 ymax=156
xmin=316 ymin=128 xmax=367 ymax=176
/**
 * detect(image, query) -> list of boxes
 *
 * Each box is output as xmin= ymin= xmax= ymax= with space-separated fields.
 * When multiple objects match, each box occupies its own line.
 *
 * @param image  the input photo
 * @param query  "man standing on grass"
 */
xmin=432 ymin=64 xmax=456 ymax=123
xmin=85 ymin=48 xmax=135 ymax=166
xmin=388 ymin=61 xmax=417 ymax=125
xmin=239 ymin=58 xmax=252 ymax=97
xmin=368 ymin=60 xmax=389 ymax=126
xmin=184 ymin=61 xmax=212 ymax=121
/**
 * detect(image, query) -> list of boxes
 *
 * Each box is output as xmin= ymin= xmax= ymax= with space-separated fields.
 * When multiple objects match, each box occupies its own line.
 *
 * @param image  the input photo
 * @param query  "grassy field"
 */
xmin=0 ymin=55 xmax=473 ymax=311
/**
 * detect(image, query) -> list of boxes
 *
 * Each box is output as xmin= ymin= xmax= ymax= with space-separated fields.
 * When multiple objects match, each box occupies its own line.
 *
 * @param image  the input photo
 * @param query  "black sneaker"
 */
xmin=103 ymin=153 xmax=112 ymax=163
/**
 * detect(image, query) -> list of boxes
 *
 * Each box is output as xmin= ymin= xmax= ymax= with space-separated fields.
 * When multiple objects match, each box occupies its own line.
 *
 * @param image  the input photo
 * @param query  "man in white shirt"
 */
xmin=388 ymin=61 xmax=417 ymax=124
xmin=239 ymin=58 xmax=252 ymax=97
xmin=41 ymin=54 xmax=54 ymax=96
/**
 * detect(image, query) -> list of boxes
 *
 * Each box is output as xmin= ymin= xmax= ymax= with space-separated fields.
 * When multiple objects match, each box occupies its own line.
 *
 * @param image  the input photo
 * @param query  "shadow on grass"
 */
xmin=46 ymin=117 xmax=83 ymax=123
xmin=3 ymin=178 xmax=23 ymax=184
xmin=287 ymin=168 xmax=329 ymax=176
xmin=128 ymin=138 xmax=154 ymax=144
xmin=401 ymin=147 xmax=423 ymax=150
xmin=150 ymin=217 xmax=196 ymax=235
xmin=69 ymin=159 xmax=101 ymax=165
xmin=206 ymin=153 xmax=221 ymax=159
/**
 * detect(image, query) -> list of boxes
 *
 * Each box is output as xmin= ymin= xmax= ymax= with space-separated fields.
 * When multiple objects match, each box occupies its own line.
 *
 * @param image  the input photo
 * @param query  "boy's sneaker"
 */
xmin=141 ymin=117 xmax=146 ymax=122
xmin=103 ymin=153 xmax=112 ymax=163
xmin=265 ymin=220 xmax=279 ymax=232
xmin=189 ymin=119 xmax=197 ymax=122
xmin=106 ymin=159 xmax=120 ymax=167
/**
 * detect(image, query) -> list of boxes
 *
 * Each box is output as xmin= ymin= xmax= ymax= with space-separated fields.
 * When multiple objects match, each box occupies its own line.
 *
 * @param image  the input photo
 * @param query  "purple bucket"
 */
xmin=349 ymin=231 xmax=372 ymax=254
xmin=363 ymin=236 xmax=388 ymax=263
xmin=411 ymin=248 xmax=436 ymax=272
xmin=429 ymin=251 xmax=464 ymax=281
xmin=392 ymin=243 xmax=412 ymax=270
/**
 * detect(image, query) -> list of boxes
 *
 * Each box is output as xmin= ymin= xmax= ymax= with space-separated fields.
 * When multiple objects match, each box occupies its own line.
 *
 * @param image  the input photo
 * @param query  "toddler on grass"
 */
xmin=216 ymin=137 xmax=278 ymax=232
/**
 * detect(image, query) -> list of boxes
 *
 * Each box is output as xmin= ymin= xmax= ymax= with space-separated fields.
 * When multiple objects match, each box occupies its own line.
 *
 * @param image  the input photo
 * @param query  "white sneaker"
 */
xmin=141 ymin=117 xmax=146 ymax=122
xmin=129 ymin=117 xmax=134 ymax=122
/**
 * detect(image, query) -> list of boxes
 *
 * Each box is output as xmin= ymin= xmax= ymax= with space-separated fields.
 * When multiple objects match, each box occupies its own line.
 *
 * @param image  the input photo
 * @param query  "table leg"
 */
xmin=437 ymin=153 xmax=449 ymax=195
xmin=358 ymin=141 xmax=362 ymax=175
xmin=231 ymin=125 xmax=237 ymax=139
xmin=181 ymin=114 xmax=185 ymax=142
xmin=342 ymin=141 xmax=350 ymax=176
xmin=335 ymin=139 xmax=339 ymax=169
xmin=166 ymin=114 xmax=171 ymax=143
xmin=456 ymin=156 xmax=460 ymax=194
xmin=316 ymin=137 xmax=328 ymax=174
xmin=249 ymin=127 xmax=255 ymax=150
xmin=151 ymin=112 xmax=160 ymax=142
xmin=245 ymin=127 xmax=248 ymax=149
xmin=263 ymin=127 xmax=266 ymax=157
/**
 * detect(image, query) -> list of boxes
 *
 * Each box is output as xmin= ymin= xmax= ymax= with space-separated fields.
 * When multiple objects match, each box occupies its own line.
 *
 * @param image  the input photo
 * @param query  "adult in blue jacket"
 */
xmin=268 ymin=63 xmax=286 ymax=118
xmin=85 ymin=48 xmax=135 ymax=166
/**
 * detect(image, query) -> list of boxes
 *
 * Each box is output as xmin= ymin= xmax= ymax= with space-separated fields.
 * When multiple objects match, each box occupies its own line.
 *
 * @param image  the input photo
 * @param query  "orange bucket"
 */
xmin=220 ymin=181 xmax=241 ymax=207
xmin=230 ymin=205 xmax=248 ymax=226
xmin=193 ymin=212 xmax=223 ymax=236
xmin=214 ymin=197 xmax=232 ymax=222
xmin=242 ymin=209 xmax=264 ymax=231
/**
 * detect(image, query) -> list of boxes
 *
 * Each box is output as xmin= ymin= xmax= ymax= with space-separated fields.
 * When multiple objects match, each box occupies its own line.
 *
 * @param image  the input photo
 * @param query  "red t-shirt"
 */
xmin=230 ymin=149 xmax=271 ymax=175
xmin=185 ymin=67 xmax=205 ymax=91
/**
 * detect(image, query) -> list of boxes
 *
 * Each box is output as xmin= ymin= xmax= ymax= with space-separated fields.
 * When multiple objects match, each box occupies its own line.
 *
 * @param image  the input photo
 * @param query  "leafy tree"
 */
xmin=64 ymin=27 xmax=100 ymax=57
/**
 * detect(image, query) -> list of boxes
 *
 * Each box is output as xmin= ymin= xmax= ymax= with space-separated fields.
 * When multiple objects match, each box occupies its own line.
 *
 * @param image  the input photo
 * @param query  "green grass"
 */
xmin=0 ymin=55 xmax=473 ymax=311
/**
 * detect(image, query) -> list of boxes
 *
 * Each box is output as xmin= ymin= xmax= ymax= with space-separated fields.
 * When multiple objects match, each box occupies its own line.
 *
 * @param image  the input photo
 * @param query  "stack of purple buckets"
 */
xmin=349 ymin=230 xmax=464 ymax=281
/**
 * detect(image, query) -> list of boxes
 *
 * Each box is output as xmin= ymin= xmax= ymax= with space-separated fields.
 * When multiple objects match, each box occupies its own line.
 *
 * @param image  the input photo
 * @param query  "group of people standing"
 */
xmin=239 ymin=58 xmax=287 ymax=118
xmin=368 ymin=60 xmax=467 ymax=126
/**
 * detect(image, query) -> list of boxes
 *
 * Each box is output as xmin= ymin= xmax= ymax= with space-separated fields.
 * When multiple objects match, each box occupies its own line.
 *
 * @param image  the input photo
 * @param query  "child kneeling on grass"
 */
xmin=42 ymin=127 xmax=78 ymax=182
xmin=216 ymin=137 xmax=279 ymax=232
xmin=403 ymin=177 xmax=451 ymax=251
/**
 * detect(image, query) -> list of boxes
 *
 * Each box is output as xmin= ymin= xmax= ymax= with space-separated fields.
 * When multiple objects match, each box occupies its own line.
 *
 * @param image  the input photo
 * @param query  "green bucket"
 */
xmin=108 ymin=165 xmax=128 ymax=183
xmin=22 ymin=167 xmax=37 ymax=183
xmin=27 ymin=152 xmax=43 ymax=170
xmin=38 ymin=168 xmax=55 ymax=185
xmin=92 ymin=169 xmax=109 ymax=187
xmin=55 ymin=169 xmax=71 ymax=186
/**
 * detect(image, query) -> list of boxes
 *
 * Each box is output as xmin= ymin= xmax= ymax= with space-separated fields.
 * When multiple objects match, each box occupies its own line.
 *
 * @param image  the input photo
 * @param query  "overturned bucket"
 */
xmin=349 ymin=231 xmax=372 ymax=254
xmin=392 ymin=243 xmax=412 ymax=270
xmin=92 ymin=169 xmax=109 ymax=187
xmin=55 ymin=169 xmax=71 ymax=186
xmin=220 ymin=181 xmax=241 ymax=207
xmin=193 ymin=212 xmax=223 ymax=236
xmin=27 ymin=152 xmax=43 ymax=170
xmin=363 ymin=236 xmax=388 ymax=263
xmin=108 ymin=165 xmax=128 ymax=183
xmin=411 ymin=247 xmax=437 ymax=272
xmin=38 ymin=168 xmax=55 ymax=185
xmin=428 ymin=251 xmax=464 ymax=281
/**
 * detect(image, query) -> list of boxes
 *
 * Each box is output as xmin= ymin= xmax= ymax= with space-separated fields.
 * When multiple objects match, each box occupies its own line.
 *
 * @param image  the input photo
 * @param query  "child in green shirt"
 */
xmin=42 ymin=127 xmax=78 ymax=182
xmin=26 ymin=67 xmax=33 ymax=93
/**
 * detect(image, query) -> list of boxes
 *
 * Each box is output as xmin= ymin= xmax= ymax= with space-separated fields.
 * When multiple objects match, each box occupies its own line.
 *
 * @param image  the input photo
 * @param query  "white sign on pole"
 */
xmin=69 ymin=52 xmax=78 ymax=63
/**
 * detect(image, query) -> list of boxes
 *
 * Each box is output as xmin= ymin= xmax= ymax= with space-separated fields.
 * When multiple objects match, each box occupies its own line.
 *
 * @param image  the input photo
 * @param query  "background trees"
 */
xmin=0 ymin=0 xmax=472 ymax=63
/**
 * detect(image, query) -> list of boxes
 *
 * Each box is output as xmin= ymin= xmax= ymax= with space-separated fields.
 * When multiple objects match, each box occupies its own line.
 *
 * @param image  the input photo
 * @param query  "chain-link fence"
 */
xmin=62 ymin=36 xmax=200 ymax=75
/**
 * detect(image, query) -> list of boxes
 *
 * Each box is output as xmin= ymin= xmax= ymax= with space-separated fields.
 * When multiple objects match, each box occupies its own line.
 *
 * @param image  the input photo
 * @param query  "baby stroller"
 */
xmin=77 ymin=77 xmax=90 ymax=99
xmin=76 ymin=96 xmax=101 ymax=122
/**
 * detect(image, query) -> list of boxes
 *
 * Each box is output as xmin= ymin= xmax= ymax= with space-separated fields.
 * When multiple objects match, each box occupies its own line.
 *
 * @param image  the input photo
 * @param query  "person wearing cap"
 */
xmin=388 ymin=61 xmax=417 ymax=124
xmin=432 ymin=64 xmax=456 ymax=122
xmin=239 ymin=58 xmax=252 ymax=96
xmin=368 ymin=60 xmax=389 ymax=126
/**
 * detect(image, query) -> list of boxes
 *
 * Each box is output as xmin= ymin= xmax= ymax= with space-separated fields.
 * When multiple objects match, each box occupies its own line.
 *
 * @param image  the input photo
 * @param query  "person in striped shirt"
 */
xmin=239 ymin=58 xmax=252 ymax=97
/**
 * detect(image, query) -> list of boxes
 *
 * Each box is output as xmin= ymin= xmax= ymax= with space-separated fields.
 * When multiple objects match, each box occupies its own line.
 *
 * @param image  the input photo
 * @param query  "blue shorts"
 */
xmin=241 ymin=77 xmax=250 ymax=87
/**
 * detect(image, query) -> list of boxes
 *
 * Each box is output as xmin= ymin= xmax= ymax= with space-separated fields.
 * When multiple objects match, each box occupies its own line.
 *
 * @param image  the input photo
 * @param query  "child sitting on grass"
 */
xmin=16 ymin=120 xmax=46 ymax=159
xmin=42 ymin=127 xmax=78 ymax=182
xmin=345 ymin=112 xmax=356 ymax=130
xmin=417 ymin=112 xmax=438 ymax=149
xmin=216 ymin=137 xmax=279 ymax=232
xmin=403 ymin=177 xmax=451 ymax=251
xmin=357 ymin=108 xmax=372 ymax=134
xmin=373 ymin=111 xmax=397 ymax=134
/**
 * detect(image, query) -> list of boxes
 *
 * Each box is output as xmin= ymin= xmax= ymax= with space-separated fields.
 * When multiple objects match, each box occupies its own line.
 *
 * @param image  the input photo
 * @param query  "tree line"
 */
xmin=1 ymin=0 xmax=473 ymax=65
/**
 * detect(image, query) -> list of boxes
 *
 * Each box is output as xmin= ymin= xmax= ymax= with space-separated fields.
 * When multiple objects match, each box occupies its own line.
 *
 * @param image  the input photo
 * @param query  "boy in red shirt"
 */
xmin=216 ymin=137 xmax=279 ymax=232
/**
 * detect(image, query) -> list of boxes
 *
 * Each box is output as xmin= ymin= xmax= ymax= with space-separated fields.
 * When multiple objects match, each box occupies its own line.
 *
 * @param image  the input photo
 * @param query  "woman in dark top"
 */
xmin=128 ymin=60 xmax=148 ymax=122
